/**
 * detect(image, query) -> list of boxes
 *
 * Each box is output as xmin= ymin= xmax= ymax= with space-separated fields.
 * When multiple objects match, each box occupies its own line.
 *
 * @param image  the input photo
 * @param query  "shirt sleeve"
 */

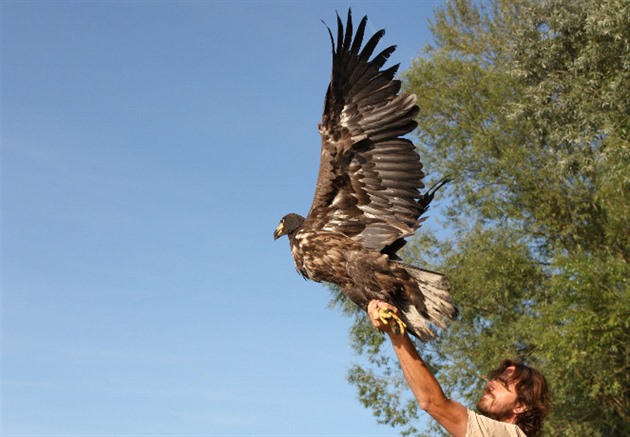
xmin=466 ymin=409 xmax=528 ymax=437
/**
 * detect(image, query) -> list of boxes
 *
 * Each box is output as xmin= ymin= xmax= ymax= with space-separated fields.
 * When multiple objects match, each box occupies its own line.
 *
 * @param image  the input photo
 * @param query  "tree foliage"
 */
xmin=329 ymin=0 xmax=630 ymax=435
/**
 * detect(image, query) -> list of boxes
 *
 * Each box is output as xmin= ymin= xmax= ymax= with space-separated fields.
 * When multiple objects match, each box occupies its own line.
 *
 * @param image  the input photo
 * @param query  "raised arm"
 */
xmin=367 ymin=300 xmax=469 ymax=437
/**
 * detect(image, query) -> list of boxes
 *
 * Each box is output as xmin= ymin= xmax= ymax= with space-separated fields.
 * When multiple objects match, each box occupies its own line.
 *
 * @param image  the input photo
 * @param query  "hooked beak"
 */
xmin=273 ymin=222 xmax=284 ymax=240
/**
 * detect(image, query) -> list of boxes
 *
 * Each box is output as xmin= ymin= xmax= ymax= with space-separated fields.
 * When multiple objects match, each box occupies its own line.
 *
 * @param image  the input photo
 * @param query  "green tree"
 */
xmin=329 ymin=0 xmax=630 ymax=435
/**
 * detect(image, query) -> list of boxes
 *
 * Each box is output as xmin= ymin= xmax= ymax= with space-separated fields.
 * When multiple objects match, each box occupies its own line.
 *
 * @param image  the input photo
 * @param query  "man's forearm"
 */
xmin=387 ymin=332 xmax=468 ymax=437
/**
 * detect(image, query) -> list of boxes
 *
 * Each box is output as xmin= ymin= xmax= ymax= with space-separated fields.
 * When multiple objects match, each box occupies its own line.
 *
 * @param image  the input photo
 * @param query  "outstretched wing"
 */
xmin=305 ymin=10 xmax=425 ymax=255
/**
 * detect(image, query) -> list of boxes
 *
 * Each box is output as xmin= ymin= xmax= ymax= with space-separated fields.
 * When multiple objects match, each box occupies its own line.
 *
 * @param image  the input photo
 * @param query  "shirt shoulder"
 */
xmin=466 ymin=409 xmax=527 ymax=437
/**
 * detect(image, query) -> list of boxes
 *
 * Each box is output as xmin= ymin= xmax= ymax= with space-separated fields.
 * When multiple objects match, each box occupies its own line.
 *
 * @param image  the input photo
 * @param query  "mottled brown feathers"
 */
xmin=274 ymin=10 xmax=456 ymax=340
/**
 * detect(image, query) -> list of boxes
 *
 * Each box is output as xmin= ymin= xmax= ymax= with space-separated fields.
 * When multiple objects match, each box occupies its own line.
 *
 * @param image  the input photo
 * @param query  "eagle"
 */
xmin=274 ymin=10 xmax=456 ymax=340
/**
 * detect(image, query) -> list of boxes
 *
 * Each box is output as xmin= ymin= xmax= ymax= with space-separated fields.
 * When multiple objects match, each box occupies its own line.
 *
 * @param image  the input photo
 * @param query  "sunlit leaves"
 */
xmin=333 ymin=0 xmax=630 ymax=435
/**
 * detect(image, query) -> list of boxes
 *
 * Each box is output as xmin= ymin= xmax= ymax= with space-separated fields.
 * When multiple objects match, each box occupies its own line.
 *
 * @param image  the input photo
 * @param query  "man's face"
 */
xmin=476 ymin=366 xmax=522 ymax=423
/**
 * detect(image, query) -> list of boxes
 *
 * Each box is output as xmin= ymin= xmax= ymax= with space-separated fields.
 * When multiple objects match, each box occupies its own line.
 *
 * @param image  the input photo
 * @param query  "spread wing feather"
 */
xmin=305 ymin=10 xmax=426 ymax=255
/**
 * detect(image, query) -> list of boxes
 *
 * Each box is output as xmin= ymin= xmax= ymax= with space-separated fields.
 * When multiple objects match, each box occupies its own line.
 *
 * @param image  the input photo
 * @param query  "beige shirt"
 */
xmin=466 ymin=409 xmax=527 ymax=437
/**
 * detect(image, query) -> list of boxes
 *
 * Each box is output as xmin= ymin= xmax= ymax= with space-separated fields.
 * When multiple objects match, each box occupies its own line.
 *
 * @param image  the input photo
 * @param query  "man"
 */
xmin=367 ymin=300 xmax=551 ymax=437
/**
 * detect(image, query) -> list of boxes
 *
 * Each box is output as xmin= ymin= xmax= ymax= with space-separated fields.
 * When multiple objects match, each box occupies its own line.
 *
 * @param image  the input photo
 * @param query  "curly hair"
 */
xmin=487 ymin=359 xmax=552 ymax=437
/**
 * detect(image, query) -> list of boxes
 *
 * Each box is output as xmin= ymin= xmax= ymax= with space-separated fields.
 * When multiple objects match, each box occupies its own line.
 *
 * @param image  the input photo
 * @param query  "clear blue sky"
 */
xmin=3 ymin=1 xmax=444 ymax=435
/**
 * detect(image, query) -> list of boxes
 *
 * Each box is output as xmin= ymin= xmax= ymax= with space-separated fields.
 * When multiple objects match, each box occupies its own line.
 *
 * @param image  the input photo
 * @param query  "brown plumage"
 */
xmin=274 ymin=10 xmax=456 ymax=340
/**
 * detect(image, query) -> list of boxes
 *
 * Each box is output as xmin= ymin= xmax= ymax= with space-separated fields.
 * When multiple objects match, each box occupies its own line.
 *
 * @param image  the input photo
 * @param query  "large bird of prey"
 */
xmin=274 ymin=10 xmax=456 ymax=340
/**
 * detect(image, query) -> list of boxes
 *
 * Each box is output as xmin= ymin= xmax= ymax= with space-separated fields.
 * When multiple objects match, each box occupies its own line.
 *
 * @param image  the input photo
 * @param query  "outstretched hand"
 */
xmin=367 ymin=300 xmax=401 ymax=335
xmin=368 ymin=302 xmax=468 ymax=437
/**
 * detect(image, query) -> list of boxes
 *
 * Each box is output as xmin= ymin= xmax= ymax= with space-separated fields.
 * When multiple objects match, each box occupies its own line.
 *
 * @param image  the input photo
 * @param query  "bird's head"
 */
xmin=274 ymin=213 xmax=305 ymax=240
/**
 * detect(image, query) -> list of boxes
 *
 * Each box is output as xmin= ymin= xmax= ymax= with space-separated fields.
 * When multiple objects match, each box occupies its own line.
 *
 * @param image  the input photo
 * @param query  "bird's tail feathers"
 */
xmin=397 ymin=263 xmax=457 ymax=340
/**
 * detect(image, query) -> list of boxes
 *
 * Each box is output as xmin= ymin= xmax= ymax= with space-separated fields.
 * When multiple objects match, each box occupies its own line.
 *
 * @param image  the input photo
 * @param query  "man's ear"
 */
xmin=513 ymin=403 xmax=528 ymax=415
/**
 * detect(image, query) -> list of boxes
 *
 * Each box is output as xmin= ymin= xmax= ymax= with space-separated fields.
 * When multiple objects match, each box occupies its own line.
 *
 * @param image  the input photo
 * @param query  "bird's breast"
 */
xmin=291 ymin=230 xmax=354 ymax=285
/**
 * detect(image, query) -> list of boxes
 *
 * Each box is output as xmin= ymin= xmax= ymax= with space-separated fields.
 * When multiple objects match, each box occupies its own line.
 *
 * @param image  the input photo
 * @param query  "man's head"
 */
xmin=476 ymin=359 xmax=551 ymax=437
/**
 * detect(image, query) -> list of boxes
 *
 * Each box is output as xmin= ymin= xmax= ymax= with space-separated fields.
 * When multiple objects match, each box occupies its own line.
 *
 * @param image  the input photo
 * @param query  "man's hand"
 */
xmin=367 ymin=300 xmax=403 ymax=335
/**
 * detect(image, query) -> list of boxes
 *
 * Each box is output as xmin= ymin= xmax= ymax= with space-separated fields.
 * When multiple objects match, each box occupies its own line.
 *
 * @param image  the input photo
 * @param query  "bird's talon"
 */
xmin=377 ymin=307 xmax=407 ymax=335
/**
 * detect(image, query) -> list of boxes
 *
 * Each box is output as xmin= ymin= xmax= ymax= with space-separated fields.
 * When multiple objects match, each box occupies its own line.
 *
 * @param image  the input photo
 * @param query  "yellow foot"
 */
xmin=378 ymin=307 xmax=407 ymax=335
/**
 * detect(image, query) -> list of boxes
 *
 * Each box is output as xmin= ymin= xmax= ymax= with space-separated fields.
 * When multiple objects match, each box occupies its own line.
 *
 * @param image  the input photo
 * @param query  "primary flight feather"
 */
xmin=274 ymin=10 xmax=456 ymax=340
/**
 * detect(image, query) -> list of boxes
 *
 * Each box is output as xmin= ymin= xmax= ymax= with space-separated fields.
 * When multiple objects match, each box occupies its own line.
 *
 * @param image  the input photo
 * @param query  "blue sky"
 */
xmin=2 ymin=1 xmax=444 ymax=435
